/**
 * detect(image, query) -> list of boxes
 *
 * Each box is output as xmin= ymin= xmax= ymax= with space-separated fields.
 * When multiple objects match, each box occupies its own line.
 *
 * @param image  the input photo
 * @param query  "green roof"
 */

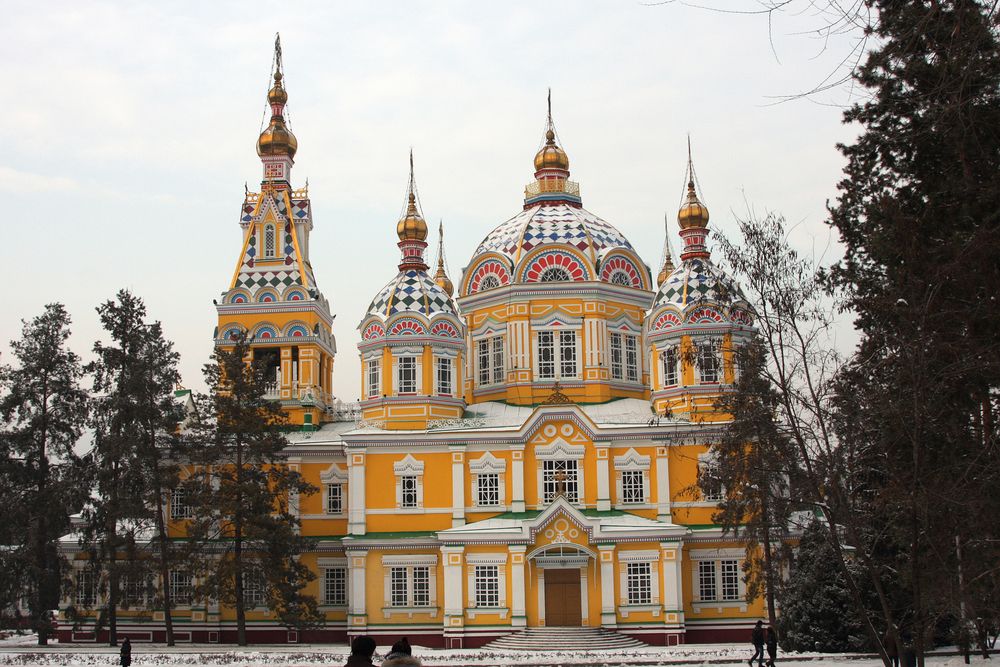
xmin=352 ymin=530 xmax=438 ymax=540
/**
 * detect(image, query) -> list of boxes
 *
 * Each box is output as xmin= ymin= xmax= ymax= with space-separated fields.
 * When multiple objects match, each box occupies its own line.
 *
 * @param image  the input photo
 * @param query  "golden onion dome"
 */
xmin=657 ymin=262 xmax=672 ymax=288
xmin=434 ymin=265 xmax=454 ymax=297
xmin=534 ymin=129 xmax=570 ymax=171
xmin=257 ymin=73 xmax=297 ymax=159
xmin=396 ymin=193 xmax=428 ymax=241
xmin=677 ymin=181 xmax=709 ymax=229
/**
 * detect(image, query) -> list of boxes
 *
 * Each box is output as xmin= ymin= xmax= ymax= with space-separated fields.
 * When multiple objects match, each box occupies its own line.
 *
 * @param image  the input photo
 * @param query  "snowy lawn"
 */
xmin=0 ymin=637 xmax=992 ymax=667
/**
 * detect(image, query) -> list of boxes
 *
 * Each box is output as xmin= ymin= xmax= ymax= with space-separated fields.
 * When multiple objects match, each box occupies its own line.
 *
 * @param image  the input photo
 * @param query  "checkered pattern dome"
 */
xmin=654 ymin=257 xmax=745 ymax=308
xmin=473 ymin=203 xmax=636 ymax=272
xmin=366 ymin=269 xmax=459 ymax=320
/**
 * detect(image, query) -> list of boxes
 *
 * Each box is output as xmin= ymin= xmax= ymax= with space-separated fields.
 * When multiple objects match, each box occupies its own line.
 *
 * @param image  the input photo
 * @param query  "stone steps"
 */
xmin=483 ymin=626 xmax=648 ymax=651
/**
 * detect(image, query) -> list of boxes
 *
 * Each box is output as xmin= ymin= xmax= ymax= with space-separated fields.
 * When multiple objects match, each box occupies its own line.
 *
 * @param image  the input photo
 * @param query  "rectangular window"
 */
xmin=699 ymin=343 xmax=719 ymax=383
xmin=412 ymin=567 xmax=431 ymax=607
xmin=698 ymin=560 xmax=717 ymax=602
xmin=323 ymin=567 xmax=347 ymax=606
xmin=476 ymin=473 xmax=500 ymax=507
xmin=537 ymin=331 xmax=555 ymax=379
xmin=366 ymin=359 xmax=381 ymax=399
xmin=390 ymin=567 xmax=408 ymax=607
xmin=625 ymin=335 xmax=639 ymax=382
xmin=474 ymin=565 xmax=500 ymax=607
xmin=76 ymin=570 xmax=96 ymax=606
xmin=491 ymin=336 xmax=504 ymax=384
xmin=435 ymin=357 xmax=453 ymax=396
xmin=400 ymin=476 xmax=418 ymax=508
xmin=721 ymin=560 xmax=741 ymax=601
xmin=663 ymin=348 xmax=678 ymax=386
xmin=122 ymin=575 xmax=150 ymax=607
xmin=169 ymin=571 xmax=192 ymax=605
xmin=477 ymin=339 xmax=490 ymax=385
xmin=626 ymin=562 xmax=652 ymax=605
xmin=542 ymin=459 xmax=580 ymax=503
xmin=326 ymin=484 xmax=343 ymax=514
xmin=559 ymin=331 xmax=578 ymax=378
xmin=243 ymin=570 xmax=266 ymax=608
xmin=621 ymin=470 xmax=645 ymax=504
xmin=398 ymin=356 xmax=417 ymax=394
xmin=610 ymin=332 xmax=623 ymax=380
xmin=170 ymin=486 xmax=192 ymax=519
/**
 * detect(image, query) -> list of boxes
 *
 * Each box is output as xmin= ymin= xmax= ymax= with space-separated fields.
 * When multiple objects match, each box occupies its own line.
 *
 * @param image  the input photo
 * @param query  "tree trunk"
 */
xmin=153 ymin=468 xmax=175 ymax=647
xmin=34 ymin=384 xmax=50 ymax=646
xmin=234 ymin=440 xmax=246 ymax=647
xmin=762 ymin=520 xmax=777 ymax=627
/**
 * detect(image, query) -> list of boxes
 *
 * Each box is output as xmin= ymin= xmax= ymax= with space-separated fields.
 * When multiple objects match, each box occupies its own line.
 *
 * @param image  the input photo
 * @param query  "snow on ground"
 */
xmin=0 ymin=637 xmax=992 ymax=667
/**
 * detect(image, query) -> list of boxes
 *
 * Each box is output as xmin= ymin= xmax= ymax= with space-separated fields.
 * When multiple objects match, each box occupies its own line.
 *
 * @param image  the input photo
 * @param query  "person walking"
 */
xmin=345 ymin=636 xmax=377 ymax=667
xmin=119 ymin=638 xmax=132 ymax=667
xmin=765 ymin=626 xmax=778 ymax=667
xmin=749 ymin=620 xmax=765 ymax=667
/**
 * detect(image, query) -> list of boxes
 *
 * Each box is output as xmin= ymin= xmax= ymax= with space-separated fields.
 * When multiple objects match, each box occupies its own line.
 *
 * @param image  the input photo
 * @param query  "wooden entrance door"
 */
xmin=544 ymin=569 xmax=582 ymax=626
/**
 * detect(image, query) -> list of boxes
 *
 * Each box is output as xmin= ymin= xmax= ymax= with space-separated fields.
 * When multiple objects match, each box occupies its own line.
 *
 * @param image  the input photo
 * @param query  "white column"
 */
xmin=596 ymin=446 xmax=611 ymax=511
xmin=660 ymin=541 xmax=684 ymax=626
xmin=580 ymin=566 xmax=590 ymax=626
xmin=599 ymin=545 xmax=617 ymax=628
xmin=656 ymin=447 xmax=671 ymax=522
xmin=511 ymin=446 xmax=525 ymax=513
xmin=537 ymin=568 xmax=546 ymax=626
xmin=509 ymin=546 xmax=527 ymax=628
xmin=451 ymin=446 xmax=466 ymax=527
xmin=442 ymin=546 xmax=465 ymax=618
xmin=348 ymin=450 xmax=367 ymax=535
xmin=347 ymin=549 xmax=368 ymax=631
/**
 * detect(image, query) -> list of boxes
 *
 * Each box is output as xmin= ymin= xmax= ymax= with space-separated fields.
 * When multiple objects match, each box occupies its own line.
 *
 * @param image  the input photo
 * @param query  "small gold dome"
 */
xmin=657 ymin=264 xmax=671 ymax=288
xmin=434 ymin=267 xmax=454 ymax=297
xmin=677 ymin=181 xmax=709 ymax=229
xmin=257 ymin=120 xmax=298 ymax=158
xmin=267 ymin=72 xmax=288 ymax=105
xmin=534 ymin=129 xmax=570 ymax=171
xmin=396 ymin=193 xmax=428 ymax=241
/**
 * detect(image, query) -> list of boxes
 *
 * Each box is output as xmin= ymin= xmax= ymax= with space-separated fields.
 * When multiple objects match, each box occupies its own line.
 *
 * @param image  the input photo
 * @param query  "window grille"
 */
xmin=398 ymin=356 xmax=417 ymax=394
xmin=538 ymin=331 xmax=555 ymax=379
xmin=400 ymin=476 xmax=418 ymax=508
xmin=476 ymin=473 xmax=500 ymax=506
xmin=263 ymin=224 xmax=276 ymax=258
xmin=491 ymin=336 xmax=504 ymax=384
xmin=366 ymin=359 xmax=380 ymax=398
xmin=698 ymin=560 xmax=717 ymax=602
xmin=435 ymin=357 xmax=452 ymax=395
xmin=323 ymin=567 xmax=347 ymax=606
xmin=412 ymin=567 xmax=431 ymax=607
xmin=170 ymin=486 xmax=192 ymax=519
xmin=721 ymin=560 xmax=741 ymax=600
xmin=610 ymin=332 xmax=623 ymax=380
xmin=169 ymin=571 xmax=192 ymax=605
xmin=699 ymin=343 xmax=719 ymax=383
xmin=76 ymin=570 xmax=96 ymax=606
xmin=389 ymin=567 xmax=408 ymax=607
xmin=478 ymin=339 xmax=490 ymax=385
xmin=243 ymin=570 xmax=266 ymax=607
xmin=626 ymin=562 xmax=652 ymax=605
xmin=540 ymin=267 xmax=570 ymax=282
xmin=326 ymin=484 xmax=343 ymax=514
xmin=663 ymin=347 xmax=679 ymax=386
xmin=474 ymin=565 xmax=500 ymax=607
xmin=542 ymin=460 xmax=579 ymax=503
xmin=560 ymin=331 xmax=577 ymax=378
xmin=621 ymin=469 xmax=645 ymax=504
xmin=625 ymin=334 xmax=639 ymax=382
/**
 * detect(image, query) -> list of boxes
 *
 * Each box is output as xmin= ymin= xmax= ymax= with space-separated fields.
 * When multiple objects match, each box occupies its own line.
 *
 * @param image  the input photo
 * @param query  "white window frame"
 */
xmin=76 ymin=569 xmax=96 ymax=607
xmin=466 ymin=553 xmax=508 ymax=610
xmin=169 ymin=571 xmax=193 ymax=606
xmin=469 ymin=453 xmax=507 ymax=508
xmin=322 ymin=566 xmax=348 ymax=606
xmin=394 ymin=455 xmax=425 ymax=510
xmin=397 ymin=355 xmax=418 ymax=394
xmin=170 ymin=486 xmax=192 ymax=519
xmin=626 ymin=562 xmax=653 ymax=605
xmin=435 ymin=356 xmax=453 ymax=396
xmin=697 ymin=341 xmax=720 ymax=384
xmin=326 ymin=483 xmax=344 ymax=514
xmin=661 ymin=346 xmax=679 ymax=387
xmin=243 ymin=569 xmax=266 ymax=608
xmin=366 ymin=357 xmax=381 ymax=399
xmin=617 ymin=550 xmax=660 ymax=606
xmin=476 ymin=335 xmax=505 ymax=387
xmin=122 ymin=574 xmax=150 ymax=607
xmin=691 ymin=549 xmax=747 ymax=605
xmin=609 ymin=332 xmax=640 ymax=382
xmin=320 ymin=464 xmax=349 ymax=516
xmin=381 ymin=555 xmax=438 ymax=612
xmin=697 ymin=452 xmax=724 ymax=502
xmin=535 ymin=329 xmax=579 ymax=381
xmin=536 ymin=441 xmax=585 ymax=505
xmin=614 ymin=448 xmax=651 ymax=506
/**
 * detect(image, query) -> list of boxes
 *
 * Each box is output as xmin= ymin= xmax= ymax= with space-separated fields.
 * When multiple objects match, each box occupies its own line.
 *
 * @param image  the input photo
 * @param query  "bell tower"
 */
xmin=213 ymin=35 xmax=337 ymax=429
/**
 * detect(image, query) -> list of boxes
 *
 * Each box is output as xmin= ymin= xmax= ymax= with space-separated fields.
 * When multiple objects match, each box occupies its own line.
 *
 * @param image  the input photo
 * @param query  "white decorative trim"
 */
xmin=466 ymin=553 xmax=508 ymax=566
xmin=613 ymin=448 xmax=651 ymax=471
xmin=468 ymin=452 xmax=507 ymax=473
xmin=690 ymin=547 xmax=745 ymax=559
xmin=317 ymin=557 xmax=347 ymax=567
xmin=535 ymin=440 xmax=585 ymax=461
xmin=393 ymin=454 xmax=425 ymax=475
xmin=617 ymin=549 xmax=659 ymax=563
xmin=381 ymin=555 xmax=438 ymax=567
xmin=320 ymin=463 xmax=349 ymax=484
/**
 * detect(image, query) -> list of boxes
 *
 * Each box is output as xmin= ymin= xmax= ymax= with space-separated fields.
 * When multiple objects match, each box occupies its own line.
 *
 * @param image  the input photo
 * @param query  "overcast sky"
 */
xmin=2 ymin=1 xmax=861 ymax=401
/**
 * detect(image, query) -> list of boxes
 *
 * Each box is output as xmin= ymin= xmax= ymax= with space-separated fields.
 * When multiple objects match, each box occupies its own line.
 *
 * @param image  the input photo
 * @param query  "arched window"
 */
xmin=610 ymin=271 xmax=631 ymax=286
xmin=539 ymin=267 xmax=570 ymax=282
xmin=479 ymin=275 xmax=501 ymax=290
xmin=263 ymin=224 xmax=276 ymax=258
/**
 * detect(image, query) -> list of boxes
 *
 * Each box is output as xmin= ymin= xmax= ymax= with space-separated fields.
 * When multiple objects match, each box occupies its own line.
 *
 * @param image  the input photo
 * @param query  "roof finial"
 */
xmin=547 ymin=87 xmax=553 ymax=128
xmin=686 ymin=133 xmax=694 ymax=187
xmin=433 ymin=220 xmax=454 ymax=296
xmin=407 ymin=148 xmax=416 ymax=204
xmin=273 ymin=33 xmax=283 ymax=79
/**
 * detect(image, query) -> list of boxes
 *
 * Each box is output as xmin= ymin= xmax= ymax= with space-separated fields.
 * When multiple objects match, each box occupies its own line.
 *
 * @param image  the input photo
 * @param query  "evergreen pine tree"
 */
xmin=185 ymin=332 xmax=320 ymax=646
xmin=778 ymin=521 xmax=869 ymax=652
xmin=0 ymin=304 xmax=90 ymax=645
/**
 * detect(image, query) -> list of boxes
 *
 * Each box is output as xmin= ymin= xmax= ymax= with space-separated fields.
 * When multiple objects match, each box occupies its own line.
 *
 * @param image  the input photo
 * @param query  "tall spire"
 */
xmin=396 ymin=150 xmax=429 ymax=271
xmin=434 ymin=220 xmax=454 ymax=296
xmin=677 ymin=136 xmax=711 ymax=261
xmin=657 ymin=213 xmax=677 ymax=287
xmin=527 ymin=90 xmax=579 ymax=208
xmin=257 ymin=34 xmax=297 ymax=182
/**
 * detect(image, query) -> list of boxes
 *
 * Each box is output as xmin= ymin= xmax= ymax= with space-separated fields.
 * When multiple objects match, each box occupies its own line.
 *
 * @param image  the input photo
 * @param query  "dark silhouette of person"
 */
xmin=120 ymin=637 xmax=132 ymax=667
xmin=382 ymin=637 xmax=420 ymax=667
xmin=749 ymin=620 xmax=765 ymax=667
xmin=345 ymin=635 xmax=377 ymax=667
xmin=766 ymin=626 xmax=778 ymax=667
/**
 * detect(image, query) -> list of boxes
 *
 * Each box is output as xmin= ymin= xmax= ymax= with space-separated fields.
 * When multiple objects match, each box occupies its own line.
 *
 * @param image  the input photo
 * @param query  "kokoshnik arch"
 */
xmin=60 ymin=39 xmax=762 ymax=647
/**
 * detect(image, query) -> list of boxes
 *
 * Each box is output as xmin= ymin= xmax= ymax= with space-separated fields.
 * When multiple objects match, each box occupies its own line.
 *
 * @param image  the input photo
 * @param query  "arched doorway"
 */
xmin=528 ymin=544 xmax=595 ymax=627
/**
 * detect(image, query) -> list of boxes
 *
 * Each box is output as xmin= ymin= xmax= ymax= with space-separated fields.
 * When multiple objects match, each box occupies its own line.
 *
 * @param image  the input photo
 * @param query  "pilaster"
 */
xmin=348 ymin=450 xmax=367 ymax=535
xmin=660 ymin=540 xmax=685 ymax=629
xmin=598 ymin=544 xmax=617 ymax=628
xmin=442 ymin=545 xmax=465 ymax=644
xmin=656 ymin=446 xmax=672 ymax=522
xmin=509 ymin=545 xmax=527 ymax=628
xmin=511 ymin=445 xmax=525 ymax=513
xmin=347 ymin=549 xmax=368 ymax=634
xmin=596 ymin=445 xmax=611 ymax=511
xmin=450 ymin=445 xmax=466 ymax=527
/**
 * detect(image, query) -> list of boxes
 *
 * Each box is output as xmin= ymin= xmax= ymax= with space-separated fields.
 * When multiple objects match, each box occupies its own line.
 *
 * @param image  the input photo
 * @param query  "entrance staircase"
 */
xmin=483 ymin=626 xmax=648 ymax=651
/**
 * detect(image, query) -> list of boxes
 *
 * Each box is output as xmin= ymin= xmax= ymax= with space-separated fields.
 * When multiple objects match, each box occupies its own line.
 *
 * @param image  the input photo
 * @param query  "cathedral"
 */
xmin=61 ymin=42 xmax=761 ymax=647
